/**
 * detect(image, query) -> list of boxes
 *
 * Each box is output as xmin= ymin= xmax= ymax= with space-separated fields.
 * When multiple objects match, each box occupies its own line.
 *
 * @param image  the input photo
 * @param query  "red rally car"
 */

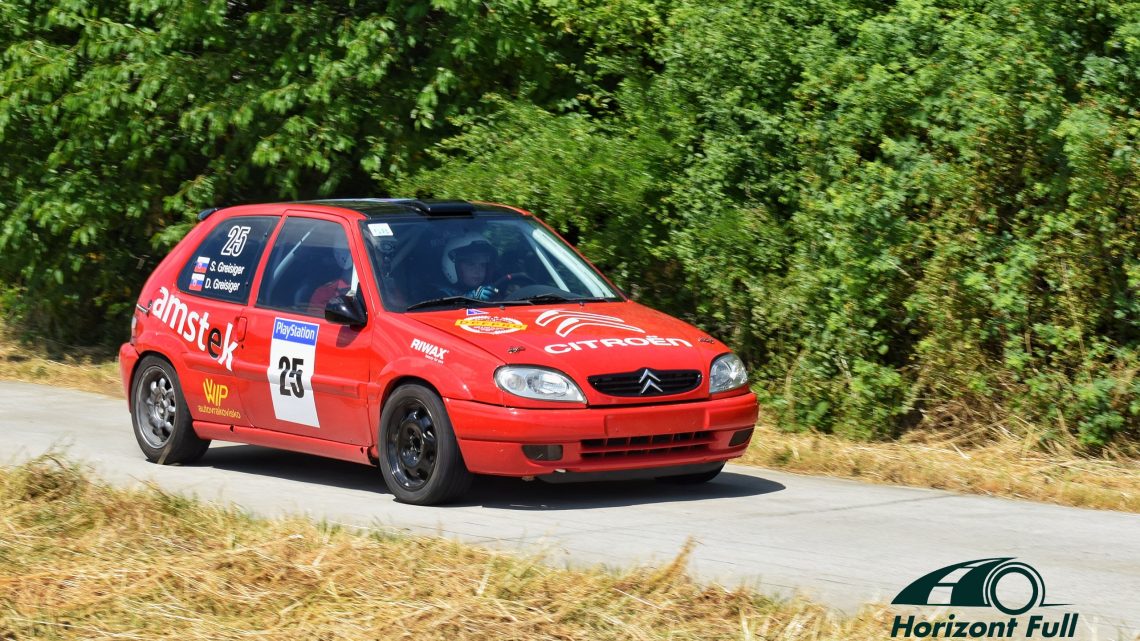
xmin=120 ymin=199 xmax=758 ymax=505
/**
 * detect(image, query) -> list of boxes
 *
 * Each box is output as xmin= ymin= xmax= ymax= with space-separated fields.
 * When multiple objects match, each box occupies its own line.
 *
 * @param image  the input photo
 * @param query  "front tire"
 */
xmin=130 ymin=356 xmax=210 ymax=464
xmin=378 ymin=384 xmax=472 ymax=505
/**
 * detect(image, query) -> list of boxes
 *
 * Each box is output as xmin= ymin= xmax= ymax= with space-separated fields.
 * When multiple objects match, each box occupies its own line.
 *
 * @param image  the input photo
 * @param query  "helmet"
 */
xmin=441 ymin=234 xmax=495 ymax=284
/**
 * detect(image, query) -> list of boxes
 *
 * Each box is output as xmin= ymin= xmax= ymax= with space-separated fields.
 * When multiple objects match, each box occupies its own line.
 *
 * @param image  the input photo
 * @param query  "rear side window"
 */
xmin=177 ymin=216 xmax=278 ymax=303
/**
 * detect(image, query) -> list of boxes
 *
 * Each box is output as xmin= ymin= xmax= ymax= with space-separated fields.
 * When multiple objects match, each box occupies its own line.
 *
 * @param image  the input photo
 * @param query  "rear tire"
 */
xmin=378 ymin=384 xmax=472 ymax=505
xmin=130 ymin=356 xmax=210 ymax=465
xmin=655 ymin=462 xmax=725 ymax=485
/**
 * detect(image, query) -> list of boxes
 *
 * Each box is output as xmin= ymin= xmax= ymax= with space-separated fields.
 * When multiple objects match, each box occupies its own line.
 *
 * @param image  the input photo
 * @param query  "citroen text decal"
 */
xmin=545 ymin=336 xmax=692 ymax=355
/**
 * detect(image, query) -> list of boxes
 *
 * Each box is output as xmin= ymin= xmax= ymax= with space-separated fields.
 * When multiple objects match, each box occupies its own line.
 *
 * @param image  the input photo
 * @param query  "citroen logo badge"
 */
xmin=638 ymin=369 xmax=663 ymax=395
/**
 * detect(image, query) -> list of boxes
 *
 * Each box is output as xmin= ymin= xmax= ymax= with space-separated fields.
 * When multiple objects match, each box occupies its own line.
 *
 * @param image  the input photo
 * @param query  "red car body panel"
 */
xmin=120 ymin=201 xmax=758 ymax=479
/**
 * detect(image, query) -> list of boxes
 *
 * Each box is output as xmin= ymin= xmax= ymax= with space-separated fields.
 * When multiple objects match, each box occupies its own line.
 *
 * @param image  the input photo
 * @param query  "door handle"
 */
xmin=235 ymin=317 xmax=248 ymax=343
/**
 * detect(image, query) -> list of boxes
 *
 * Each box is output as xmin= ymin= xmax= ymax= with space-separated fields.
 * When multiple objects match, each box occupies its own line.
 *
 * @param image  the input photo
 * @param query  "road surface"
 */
xmin=1 ymin=381 xmax=1137 ymax=638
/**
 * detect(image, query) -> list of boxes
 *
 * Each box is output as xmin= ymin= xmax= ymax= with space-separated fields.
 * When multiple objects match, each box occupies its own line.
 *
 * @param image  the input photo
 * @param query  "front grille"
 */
xmin=588 ymin=368 xmax=702 ymax=397
xmin=581 ymin=431 xmax=714 ymax=459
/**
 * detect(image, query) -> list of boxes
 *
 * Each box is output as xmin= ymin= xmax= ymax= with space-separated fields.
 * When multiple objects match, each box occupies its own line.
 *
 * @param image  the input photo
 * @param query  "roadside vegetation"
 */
xmin=3 ymin=330 xmax=1137 ymax=513
xmin=5 ymin=0 xmax=1140 ymax=455
xmin=740 ymin=424 xmax=1140 ymax=513
xmin=0 ymin=456 xmax=893 ymax=640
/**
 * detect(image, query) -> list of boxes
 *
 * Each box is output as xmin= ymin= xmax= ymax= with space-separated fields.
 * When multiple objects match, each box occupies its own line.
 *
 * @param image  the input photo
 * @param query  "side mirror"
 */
xmin=325 ymin=294 xmax=367 ymax=327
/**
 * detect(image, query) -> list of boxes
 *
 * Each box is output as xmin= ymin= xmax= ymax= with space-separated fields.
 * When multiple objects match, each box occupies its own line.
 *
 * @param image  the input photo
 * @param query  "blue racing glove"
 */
xmin=469 ymin=285 xmax=499 ymax=301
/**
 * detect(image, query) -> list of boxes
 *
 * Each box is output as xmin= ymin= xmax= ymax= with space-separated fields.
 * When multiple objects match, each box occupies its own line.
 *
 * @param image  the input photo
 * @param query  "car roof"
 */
xmin=201 ymin=199 xmax=523 ymax=221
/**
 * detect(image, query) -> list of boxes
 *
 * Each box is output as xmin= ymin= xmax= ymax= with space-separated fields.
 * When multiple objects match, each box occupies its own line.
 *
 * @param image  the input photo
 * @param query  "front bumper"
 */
xmin=445 ymin=391 xmax=758 ymax=476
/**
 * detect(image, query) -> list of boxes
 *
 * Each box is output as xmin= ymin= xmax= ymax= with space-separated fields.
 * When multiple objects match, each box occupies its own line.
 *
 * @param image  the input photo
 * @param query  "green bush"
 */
xmin=3 ymin=0 xmax=1139 ymax=446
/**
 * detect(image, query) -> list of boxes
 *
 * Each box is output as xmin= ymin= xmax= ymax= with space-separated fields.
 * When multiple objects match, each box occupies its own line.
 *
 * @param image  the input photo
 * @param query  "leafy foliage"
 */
xmin=4 ymin=0 xmax=1140 ymax=446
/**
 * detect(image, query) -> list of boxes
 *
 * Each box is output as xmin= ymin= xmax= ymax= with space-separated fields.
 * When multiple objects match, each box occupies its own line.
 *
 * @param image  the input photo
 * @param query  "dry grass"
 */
xmin=741 ymin=420 xmax=1140 ymax=512
xmin=0 ymin=327 xmax=120 ymax=397
xmin=0 ymin=456 xmax=896 ymax=640
xmin=1 ymin=328 xmax=1137 ymax=513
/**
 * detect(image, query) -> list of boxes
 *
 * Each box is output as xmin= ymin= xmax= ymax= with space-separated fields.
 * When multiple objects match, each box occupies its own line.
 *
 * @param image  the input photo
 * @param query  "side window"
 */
xmin=256 ymin=217 xmax=357 ymax=318
xmin=178 ymin=216 xmax=277 ymax=303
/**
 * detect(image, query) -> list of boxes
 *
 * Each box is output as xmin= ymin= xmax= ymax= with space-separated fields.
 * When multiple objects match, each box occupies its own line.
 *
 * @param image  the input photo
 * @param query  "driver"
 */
xmin=440 ymin=234 xmax=498 ymax=301
xmin=307 ymin=236 xmax=354 ymax=314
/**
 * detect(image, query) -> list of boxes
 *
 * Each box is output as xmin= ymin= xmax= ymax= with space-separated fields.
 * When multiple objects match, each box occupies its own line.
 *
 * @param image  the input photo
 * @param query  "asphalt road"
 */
xmin=2 ymin=381 xmax=1137 ymax=639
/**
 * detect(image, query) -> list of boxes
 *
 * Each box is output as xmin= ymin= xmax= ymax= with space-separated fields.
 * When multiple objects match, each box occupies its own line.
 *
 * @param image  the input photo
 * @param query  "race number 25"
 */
xmin=278 ymin=356 xmax=305 ymax=398
xmin=221 ymin=225 xmax=251 ymax=257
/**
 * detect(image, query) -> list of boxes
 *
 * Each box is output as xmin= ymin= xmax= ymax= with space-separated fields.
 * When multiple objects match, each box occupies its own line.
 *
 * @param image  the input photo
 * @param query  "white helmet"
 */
xmin=441 ymin=234 xmax=495 ymax=284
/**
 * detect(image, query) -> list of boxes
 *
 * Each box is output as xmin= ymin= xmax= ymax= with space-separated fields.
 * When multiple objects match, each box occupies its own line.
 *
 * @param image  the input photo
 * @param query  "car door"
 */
xmin=162 ymin=214 xmax=279 ymax=426
xmin=233 ymin=212 xmax=375 ymax=445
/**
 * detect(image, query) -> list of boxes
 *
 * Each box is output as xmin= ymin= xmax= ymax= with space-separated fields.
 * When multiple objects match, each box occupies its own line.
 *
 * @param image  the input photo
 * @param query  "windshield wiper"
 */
xmin=405 ymin=295 xmax=533 ymax=311
xmin=518 ymin=294 xmax=612 ymax=305
xmin=405 ymin=296 xmax=491 ymax=311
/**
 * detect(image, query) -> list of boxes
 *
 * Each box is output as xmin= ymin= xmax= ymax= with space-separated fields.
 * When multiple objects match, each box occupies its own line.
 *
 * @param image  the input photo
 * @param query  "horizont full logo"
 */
xmin=890 ymin=558 xmax=1079 ymax=639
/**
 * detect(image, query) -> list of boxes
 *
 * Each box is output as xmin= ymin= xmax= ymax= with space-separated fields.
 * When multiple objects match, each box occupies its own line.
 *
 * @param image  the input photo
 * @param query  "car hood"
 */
xmin=405 ymin=302 xmax=728 ymax=378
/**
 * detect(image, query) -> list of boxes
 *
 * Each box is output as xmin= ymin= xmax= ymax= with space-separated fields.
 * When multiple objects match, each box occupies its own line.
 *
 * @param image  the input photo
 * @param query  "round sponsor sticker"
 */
xmin=455 ymin=315 xmax=527 ymax=335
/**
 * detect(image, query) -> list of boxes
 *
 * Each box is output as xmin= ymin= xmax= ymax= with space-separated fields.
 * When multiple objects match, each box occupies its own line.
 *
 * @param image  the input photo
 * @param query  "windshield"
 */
xmin=359 ymin=214 xmax=623 ymax=312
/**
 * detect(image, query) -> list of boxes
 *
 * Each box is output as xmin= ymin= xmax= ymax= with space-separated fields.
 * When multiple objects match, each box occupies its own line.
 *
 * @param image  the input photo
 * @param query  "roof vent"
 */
xmin=406 ymin=200 xmax=475 ymax=216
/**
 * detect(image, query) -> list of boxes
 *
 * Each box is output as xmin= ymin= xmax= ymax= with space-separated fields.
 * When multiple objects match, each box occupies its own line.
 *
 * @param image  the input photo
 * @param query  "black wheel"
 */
xmin=378 ymin=384 xmax=472 ymax=505
xmin=130 ymin=356 xmax=210 ymax=465
xmin=656 ymin=463 xmax=725 ymax=485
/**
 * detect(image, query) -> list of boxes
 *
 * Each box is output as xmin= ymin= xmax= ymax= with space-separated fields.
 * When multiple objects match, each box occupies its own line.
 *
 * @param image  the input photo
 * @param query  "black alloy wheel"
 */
xmin=378 ymin=384 xmax=472 ymax=505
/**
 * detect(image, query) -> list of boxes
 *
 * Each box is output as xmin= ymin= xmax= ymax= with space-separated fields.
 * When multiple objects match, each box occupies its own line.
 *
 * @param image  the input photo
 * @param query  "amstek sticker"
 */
xmin=455 ymin=315 xmax=527 ymax=335
xmin=151 ymin=286 xmax=239 ymax=370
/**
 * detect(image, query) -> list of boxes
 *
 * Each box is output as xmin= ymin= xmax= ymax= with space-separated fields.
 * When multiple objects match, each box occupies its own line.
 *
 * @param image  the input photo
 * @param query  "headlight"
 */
xmin=495 ymin=366 xmax=586 ymax=403
xmin=709 ymin=353 xmax=748 ymax=393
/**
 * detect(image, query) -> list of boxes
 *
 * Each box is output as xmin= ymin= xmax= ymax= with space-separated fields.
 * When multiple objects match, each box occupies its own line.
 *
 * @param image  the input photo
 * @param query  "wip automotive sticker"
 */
xmin=198 ymin=378 xmax=240 ymax=421
xmin=535 ymin=309 xmax=645 ymax=337
xmin=267 ymin=317 xmax=320 ymax=428
xmin=151 ymin=286 xmax=239 ymax=370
